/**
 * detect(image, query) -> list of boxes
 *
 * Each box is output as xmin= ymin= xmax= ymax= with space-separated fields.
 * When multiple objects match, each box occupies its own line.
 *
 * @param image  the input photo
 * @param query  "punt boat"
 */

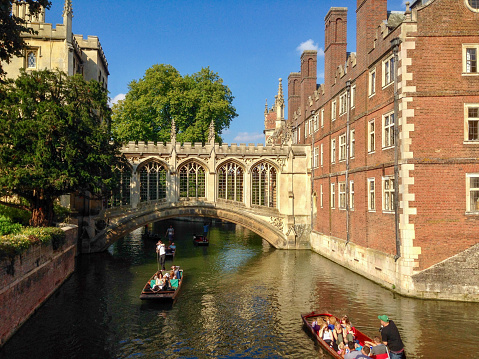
xmin=193 ymin=235 xmax=209 ymax=246
xmin=140 ymin=269 xmax=183 ymax=300
xmin=301 ymin=312 xmax=383 ymax=359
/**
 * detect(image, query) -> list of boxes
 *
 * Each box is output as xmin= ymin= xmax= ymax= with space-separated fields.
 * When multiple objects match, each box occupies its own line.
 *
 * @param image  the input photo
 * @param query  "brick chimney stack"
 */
xmin=288 ymin=72 xmax=301 ymax=122
xmin=356 ymin=0 xmax=387 ymax=68
xmin=300 ymin=50 xmax=317 ymax=121
xmin=324 ymin=7 xmax=348 ymax=95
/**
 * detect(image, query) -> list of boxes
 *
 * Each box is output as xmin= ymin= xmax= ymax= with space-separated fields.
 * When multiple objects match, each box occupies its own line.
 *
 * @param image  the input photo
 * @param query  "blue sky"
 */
xmin=45 ymin=0 xmax=407 ymax=144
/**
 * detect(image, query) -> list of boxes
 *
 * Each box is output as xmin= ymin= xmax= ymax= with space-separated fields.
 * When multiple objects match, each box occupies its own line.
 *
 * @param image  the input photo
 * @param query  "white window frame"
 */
xmin=321 ymin=109 xmax=324 ymax=128
xmin=368 ymin=119 xmax=375 ymax=153
xmin=331 ymin=138 xmax=336 ymax=164
xmin=339 ymin=182 xmax=346 ymax=209
xmin=339 ymin=133 xmax=347 ymax=161
xmin=463 ymin=44 xmax=479 ymax=74
xmin=339 ymin=92 xmax=347 ymax=115
xmin=331 ymin=183 xmax=336 ymax=209
xmin=350 ymin=129 xmax=355 ymax=158
xmin=313 ymin=146 xmax=319 ymax=168
xmin=369 ymin=68 xmax=376 ymax=97
xmin=331 ymin=100 xmax=337 ymax=121
xmin=382 ymin=112 xmax=395 ymax=149
xmin=351 ymin=84 xmax=356 ymax=109
xmin=320 ymin=184 xmax=323 ymax=208
xmin=465 ymin=0 xmax=479 ymax=12
xmin=368 ymin=178 xmax=375 ymax=211
xmin=382 ymin=176 xmax=395 ymax=213
xmin=313 ymin=113 xmax=319 ymax=132
xmin=464 ymin=103 xmax=479 ymax=142
xmin=320 ymin=143 xmax=324 ymax=167
xmin=466 ymin=173 xmax=479 ymax=213
xmin=349 ymin=180 xmax=354 ymax=210
xmin=382 ymin=54 xmax=395 ymax=88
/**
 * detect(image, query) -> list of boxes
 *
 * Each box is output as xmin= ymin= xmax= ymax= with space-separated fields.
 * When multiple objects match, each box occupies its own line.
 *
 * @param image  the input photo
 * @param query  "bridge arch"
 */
xmin=88 ymin=203 xmax=289 ymax=252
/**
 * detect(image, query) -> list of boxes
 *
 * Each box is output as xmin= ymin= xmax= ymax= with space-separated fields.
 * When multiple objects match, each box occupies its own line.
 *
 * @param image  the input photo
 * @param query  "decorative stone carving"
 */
xmin=270 ymin=217 xmax=284 ymax=231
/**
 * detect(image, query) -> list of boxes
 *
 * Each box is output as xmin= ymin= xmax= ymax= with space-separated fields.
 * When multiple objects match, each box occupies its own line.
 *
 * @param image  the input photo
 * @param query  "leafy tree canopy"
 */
xmin=0 ymin=69 xmax=126 ymax=227
xmin=111 ymin=64 xmax=237 ymax=144
xmin=0 ymin=0 xmax=51 ymax=78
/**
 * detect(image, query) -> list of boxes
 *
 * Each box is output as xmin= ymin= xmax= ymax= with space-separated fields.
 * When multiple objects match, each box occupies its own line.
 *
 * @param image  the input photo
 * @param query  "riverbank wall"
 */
xmin=310 ymin=231 xmax=479 ymax=302
xmin=0 ymin=226 xmax=77 ymax=346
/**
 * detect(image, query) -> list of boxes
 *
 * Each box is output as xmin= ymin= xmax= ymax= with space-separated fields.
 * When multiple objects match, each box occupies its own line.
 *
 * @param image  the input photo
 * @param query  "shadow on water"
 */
xmin=1 ymin=219 xmax=479 ymax=359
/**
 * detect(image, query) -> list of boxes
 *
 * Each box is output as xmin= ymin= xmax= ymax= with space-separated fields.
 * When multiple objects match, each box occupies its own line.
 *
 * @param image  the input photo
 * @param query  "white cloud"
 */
xmin=232 ymin=132 xmax=265 ymax=143
xmin=109 ymin=93 xmax=126 ymax=106
xmin=296 ymin=39 xmax=324 ymax=57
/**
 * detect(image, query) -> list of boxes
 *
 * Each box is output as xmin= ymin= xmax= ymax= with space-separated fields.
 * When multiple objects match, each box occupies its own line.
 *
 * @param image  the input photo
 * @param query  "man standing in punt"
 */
xmin=378 ymin=315 xmax=405 ymax=359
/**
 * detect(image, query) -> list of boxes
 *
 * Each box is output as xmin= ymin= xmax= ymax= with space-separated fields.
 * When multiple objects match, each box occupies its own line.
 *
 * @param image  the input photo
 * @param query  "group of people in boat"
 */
xmin=149 ymin=265 xmax=181 ymax=292
xmin=312 ymin=314 xmax=405 ymax=359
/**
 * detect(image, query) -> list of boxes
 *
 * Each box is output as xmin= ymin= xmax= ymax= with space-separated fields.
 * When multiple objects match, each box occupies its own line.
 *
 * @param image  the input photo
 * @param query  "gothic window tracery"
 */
xmin=110 ymin=165 xmax=131 ymax=207
xmin=139 ymin=162 xmax=167 ymax=202
xmin=218 ymin=161 xmax=244 ymax=202
xmin=251 ymin=161 xmax=277 ymax=208
xmin=179 ymin=162 xmax=206 ymax=198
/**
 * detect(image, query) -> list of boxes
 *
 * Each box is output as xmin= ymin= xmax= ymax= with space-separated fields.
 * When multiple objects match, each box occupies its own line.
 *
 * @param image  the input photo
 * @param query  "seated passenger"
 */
xmin=333 ymin=323 xmax=346 ymax=349
xmin=344 ymin=341 xmax=362 ymax=359
xmin=355 ymin=345 xmax=371 ymax=359
xmin=341 ymin=315 xmax=352 ymax=328
xmin=169 ymin=242 xmax=176 ymax=251
xmin=319 ymin=325 xmax=334 ymax=348
xmin=364 ymin=336 xmax=388 ymax=356
xmin=345 ymin=324 xmax=355 ymax=344
xmin=311 ymin=319 xmax=321 ymax=334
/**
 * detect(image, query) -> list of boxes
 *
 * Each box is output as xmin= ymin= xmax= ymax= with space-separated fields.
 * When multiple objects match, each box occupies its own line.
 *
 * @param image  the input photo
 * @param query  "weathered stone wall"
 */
xmin=0 ymin=226 xmax=77 ymax=346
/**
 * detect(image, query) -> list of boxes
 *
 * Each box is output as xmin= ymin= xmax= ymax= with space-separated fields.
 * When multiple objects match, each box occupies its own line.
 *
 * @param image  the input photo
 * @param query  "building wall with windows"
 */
xmin=4 ymin=1 xmax=109 ymax=88
xmin=267 ymin=0 xmax=479 ymax=300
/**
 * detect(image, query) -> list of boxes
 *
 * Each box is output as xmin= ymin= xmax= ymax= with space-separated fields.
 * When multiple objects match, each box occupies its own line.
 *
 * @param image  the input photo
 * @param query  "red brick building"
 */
xmin=266 ymin=0 xmax=479 ymax=301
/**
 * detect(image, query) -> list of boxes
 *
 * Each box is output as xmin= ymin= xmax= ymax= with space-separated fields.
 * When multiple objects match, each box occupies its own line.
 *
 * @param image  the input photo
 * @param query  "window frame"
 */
xmin=331 ymin=183 xmax=336 ymax=209
xmin=349 ymin=180 xmax=354 ymax=210
xmin=466 ymin=173 xmax=479 ymax=213
xmin=321 ymin=109 xmax=324 ymax=128
xmin=465 ymin=0 xmax=479 ymax=13
xmin=320 ymin=143 xmax=324 ymax=167
xmin=350 ymin=129 xmax=355 ymax=158
xmin=320 ymin=184 xmax=323 ymax=208
xmin=464 ymin=103 xmax=479 ymax=143
xmin=369 ymin=68 xmax=376 ymax=97
xmin=463 ymin=44 xmax=479 ymax=74
xmin=382 ymin=176 xmax=395 ymax=213
xmin=368 ymin=178 xmax=375 ymax=211
xmin=368 ymin=119 xmax=376 ymax=153
xmin=331 ymin=100 xmax=337 ymax=121
xmin=339 ymin=92 xmax=347 ymax=115
xmin=382 ymin=54 xmax=395 ymax=88
xmin=351 ymin=84 xmax=356 ymax=109
xmin=339 ymin=182 xmax=346 ymax=209
xmin=339 ymin=133 xmax=347 ymax=161
xmin=313 ymin=146 xmax=319 ymax=168
xmin=331 ymin=138 xmax=336 ymax=164
xmin=382 ymin=112 xmax=395 ymax=149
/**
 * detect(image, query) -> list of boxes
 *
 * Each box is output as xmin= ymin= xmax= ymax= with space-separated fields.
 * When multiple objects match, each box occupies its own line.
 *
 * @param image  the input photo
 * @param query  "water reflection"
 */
xmin=0 ymin=219 xmax=478 ymax=359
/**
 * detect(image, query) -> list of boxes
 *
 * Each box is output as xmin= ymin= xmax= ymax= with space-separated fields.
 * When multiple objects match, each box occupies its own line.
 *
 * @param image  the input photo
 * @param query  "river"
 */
xmin=0 ymin=219 xmax=477 ymax=359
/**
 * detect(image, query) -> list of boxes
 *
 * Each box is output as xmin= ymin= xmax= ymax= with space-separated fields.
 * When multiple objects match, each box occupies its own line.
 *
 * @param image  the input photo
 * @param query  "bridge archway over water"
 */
xmin=80 ymin=138 xmax=312 ymax=253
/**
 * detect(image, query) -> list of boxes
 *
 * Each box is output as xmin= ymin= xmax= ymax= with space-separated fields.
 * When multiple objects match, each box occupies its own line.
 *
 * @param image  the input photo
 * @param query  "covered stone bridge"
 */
xmin=81 ymin=128 xmax=312 ymax=252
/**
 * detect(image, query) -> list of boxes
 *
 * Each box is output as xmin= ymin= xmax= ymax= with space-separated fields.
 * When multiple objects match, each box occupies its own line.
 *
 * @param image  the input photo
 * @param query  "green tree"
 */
xmin=0 ymin=69 xmax=125 ymax=227
xmin=0 ymin=0 xmax=51 ymax=78
xmin=111 ymin=64 xmax=237 ymax=144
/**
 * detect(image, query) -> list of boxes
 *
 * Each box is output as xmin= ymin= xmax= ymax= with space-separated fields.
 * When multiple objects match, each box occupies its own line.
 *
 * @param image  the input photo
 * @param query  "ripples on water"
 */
xmin=1 ymin=219 xmax=478 ymax=359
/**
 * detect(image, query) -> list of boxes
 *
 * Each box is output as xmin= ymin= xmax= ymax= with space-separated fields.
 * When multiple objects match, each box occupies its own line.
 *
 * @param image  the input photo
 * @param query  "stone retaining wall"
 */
xmin=0 ymin=226 xmax=77 ymax=346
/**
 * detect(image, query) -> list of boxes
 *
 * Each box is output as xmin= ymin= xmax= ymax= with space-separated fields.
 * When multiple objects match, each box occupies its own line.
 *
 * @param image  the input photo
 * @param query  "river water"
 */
xmin=1 ymin=219 xmax=478 ymax=359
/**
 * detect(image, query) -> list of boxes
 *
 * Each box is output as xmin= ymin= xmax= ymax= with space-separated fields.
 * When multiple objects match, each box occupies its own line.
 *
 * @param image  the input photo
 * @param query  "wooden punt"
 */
xmin=140 ymin=270 xmax=183 ymax=300
xmin=301 ymin=311 xmax=375 ymax=359
xmin=193 ymin=235 xmax=209 ymax=246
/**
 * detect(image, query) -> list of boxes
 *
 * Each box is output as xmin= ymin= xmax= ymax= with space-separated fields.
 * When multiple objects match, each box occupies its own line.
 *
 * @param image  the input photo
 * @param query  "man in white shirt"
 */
xmin=157 ymin=240 xmax=166 ymax=270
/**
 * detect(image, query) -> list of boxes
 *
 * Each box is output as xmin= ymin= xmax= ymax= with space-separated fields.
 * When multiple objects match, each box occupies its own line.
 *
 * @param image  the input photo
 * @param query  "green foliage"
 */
xmin=0 ymin=69 xmax=126 ymax=226
xmin=0 ymin=226 xmax=66 ymax=258
xmin=111 ymin=64 xmax=237 ymax=144
xmin=53 ymin=203 xmax=71 ymax=224
xmin=0 ymin=203 xmax=30 ymax=226
xmin=0 ymin=215 xmax=23 ymax=235
xmin=0 ymin=1 xmax=51 ymax=78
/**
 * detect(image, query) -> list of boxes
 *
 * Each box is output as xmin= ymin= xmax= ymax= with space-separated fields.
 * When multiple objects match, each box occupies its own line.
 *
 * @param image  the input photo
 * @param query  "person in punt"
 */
xmin=319 ymin=324 xmax=334 ymax=348
xmin=364 ymin=336 xmax=388 ymax=356
xmin=344 ymin=324 xmax=355 ymax=345
xmin=344 ymin=341 xmax=362 ymax=359
xmin=333 ymin=323 xmax=346 ymax=350
xmin=378 ymin=315 xmax=405 ymax=359
xmin=311 ymin=319 xmax=321 ymax=334
xmin=341 ymin=315 xmax=352 ymax=328
xmin=355 ymin=346 xmax=371 ymax=359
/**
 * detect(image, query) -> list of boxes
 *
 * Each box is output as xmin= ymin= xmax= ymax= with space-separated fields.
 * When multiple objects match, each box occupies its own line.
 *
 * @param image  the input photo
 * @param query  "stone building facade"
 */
xmin=267 ymin=0 xmax=479 ymax=301
xmin=4 ymin=0 xmax=108 ymax=87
